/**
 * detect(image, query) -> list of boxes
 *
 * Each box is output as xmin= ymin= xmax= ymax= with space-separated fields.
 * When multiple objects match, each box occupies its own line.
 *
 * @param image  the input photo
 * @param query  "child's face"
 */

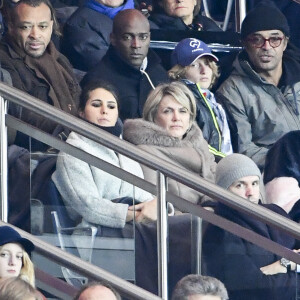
xmin=185 ymin=57 xmax=213 ymax=89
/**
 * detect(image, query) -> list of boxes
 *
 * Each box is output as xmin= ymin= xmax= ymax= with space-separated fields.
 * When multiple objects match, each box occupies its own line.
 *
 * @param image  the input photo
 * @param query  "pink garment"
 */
xmin=265 ymin=177 xmax=300 ymax=213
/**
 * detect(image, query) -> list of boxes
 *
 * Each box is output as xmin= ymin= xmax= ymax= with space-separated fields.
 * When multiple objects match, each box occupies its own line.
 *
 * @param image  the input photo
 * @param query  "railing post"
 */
xmin=235 ymin=0 xmax=247 ymax=32
xmin=156 ymin=171 xmax=168 ymax=299
xmin=191 ymin=216 xmax=202 ymax=275
xmin=0 ymin=96 xmax=8 ymax=222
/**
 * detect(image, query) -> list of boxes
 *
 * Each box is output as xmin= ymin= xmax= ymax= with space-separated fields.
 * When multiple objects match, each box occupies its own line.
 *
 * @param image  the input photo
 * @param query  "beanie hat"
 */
xmin=216 ymin=154 xmax=261 ymax=190
xmin=0 ymin=226 xmax=34 ymax=253
xmin=170 ymin=38 xmax=218 ymax=67
xmin=241 ymin=1 xmax=290 ymax=40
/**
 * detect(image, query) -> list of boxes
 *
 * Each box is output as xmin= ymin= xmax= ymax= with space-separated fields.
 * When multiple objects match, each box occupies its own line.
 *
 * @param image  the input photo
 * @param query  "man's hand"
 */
xmin=260 ymin=260 xmax=287 ymax=275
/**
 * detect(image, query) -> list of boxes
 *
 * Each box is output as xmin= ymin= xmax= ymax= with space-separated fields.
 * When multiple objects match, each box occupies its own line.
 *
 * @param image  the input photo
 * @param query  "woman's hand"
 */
xmin=128 ymin=198 xmax=157 ymax=223
xmin=126 ymin=209 xmax=135 ymax=222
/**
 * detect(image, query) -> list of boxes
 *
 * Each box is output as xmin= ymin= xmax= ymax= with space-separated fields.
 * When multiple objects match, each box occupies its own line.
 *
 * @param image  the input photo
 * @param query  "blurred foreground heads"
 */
xmin=73 ymin=281 xmax=121 ymax=300
xmin=172 ymin=274 xmax=228 ymax=300
xmin=0 ymin=277 xmax=42 ymax=300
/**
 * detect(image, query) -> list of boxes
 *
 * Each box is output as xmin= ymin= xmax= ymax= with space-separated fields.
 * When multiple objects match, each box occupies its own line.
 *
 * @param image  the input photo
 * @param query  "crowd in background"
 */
xmin=1 ymin=0 xmax=300 ymax=299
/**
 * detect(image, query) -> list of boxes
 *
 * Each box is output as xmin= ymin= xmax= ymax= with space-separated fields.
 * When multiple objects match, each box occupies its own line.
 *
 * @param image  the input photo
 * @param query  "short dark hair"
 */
xmin=73 ymin=281 xmax=121 ymax=300
xmin=172 ymin=275 xmax=228 ymax=300
xmin=79 ymin=79 xmax=120 ymax=114
xmin=10 ymin=0 xmax=61 ymax=36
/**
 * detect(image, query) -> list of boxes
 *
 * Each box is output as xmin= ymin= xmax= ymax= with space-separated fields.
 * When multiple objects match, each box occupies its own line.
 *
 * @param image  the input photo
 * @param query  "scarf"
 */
xmin=21 ymin=41 xmax=78 ymax=115
xmin=84 ymin=0 xmax=134 ymax=19
xmin=83 ymin=117 xmax=123 ymax=137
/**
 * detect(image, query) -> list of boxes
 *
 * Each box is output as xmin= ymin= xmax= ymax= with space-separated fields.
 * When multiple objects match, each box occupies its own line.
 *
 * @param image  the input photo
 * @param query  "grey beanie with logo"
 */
xmin=216 ymin=154 xmax=261 ymax=190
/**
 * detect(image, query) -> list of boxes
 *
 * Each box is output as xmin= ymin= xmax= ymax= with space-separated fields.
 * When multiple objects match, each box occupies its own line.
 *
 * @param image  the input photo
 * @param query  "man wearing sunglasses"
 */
xmin=216 ymin=1 xmax=300 ymax=170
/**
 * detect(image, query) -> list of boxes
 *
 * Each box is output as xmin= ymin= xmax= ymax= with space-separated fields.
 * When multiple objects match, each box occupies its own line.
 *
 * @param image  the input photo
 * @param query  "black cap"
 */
xmin=241 ymin=1 xmax=290 ymax=40
xmin=0 ymin=226 xmax=34 ymax=253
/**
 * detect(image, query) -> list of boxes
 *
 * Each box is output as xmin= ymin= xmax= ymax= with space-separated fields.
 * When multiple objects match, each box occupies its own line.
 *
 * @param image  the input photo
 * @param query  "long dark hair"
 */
xmin=79 ymin=79 xmax=120 ymax=114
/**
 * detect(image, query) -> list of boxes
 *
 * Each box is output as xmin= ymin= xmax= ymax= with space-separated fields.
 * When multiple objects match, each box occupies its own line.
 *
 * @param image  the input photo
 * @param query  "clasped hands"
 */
xmin=126 ymin=198 xmax=157 ymax=223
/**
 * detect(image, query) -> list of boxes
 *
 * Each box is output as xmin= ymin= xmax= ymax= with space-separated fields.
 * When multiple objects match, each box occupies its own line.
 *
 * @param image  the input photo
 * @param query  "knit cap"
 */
xmin=216 ymin=154 xmax=261 ymax=190
xmin=241 ymin=1 xmax=290 ymax=40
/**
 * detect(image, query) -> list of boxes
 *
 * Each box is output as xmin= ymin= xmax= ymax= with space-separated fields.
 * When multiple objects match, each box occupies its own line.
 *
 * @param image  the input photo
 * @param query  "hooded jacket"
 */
xmin=216 ymin=47 xmax=300 ymax=170
xmin=123 ymin=119 xmax=216 ymax=207
xmin=81 ymin=46 xmax=169 ymax=121
xmin=52 ymin=131 xmax=153 ymax=229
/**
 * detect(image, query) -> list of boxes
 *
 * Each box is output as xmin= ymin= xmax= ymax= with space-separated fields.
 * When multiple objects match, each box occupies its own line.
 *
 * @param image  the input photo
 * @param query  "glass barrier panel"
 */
xmin=28 ymin=137 xmax=137 ymax=290
xmin=6 ymin=129 xmax=300 ymax=300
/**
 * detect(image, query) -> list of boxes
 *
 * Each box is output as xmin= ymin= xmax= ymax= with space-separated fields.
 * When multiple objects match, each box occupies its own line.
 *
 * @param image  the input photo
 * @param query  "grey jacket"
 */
xmin=217 ymin=53 xmax=300 ymax=169
xmin=123 ymin=119 xmax=216 ymax=208
xmin=52 ymin=132 xmax=153 ymax=228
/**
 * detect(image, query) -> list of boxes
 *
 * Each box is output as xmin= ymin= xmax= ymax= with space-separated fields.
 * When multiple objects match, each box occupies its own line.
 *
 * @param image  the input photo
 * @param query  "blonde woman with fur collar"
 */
xmin=123 ymin=81 xmax=216 ymax=210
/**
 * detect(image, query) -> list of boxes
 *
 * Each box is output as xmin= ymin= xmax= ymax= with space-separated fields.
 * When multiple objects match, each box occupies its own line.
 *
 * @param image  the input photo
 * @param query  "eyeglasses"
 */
xmin=246 ymin=35 xmax=285 ymax=48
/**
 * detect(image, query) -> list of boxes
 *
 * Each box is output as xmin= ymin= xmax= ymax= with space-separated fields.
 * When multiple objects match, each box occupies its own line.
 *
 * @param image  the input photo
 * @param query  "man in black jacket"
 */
xmin=81 ymin=9 xmax=169 ymax=121
xmin=203 ymin=153 xmax=297 ymax=300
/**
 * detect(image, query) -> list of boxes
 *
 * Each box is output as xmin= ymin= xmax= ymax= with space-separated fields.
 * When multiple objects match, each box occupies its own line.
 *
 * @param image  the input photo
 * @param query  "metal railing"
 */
xmin=1 ymin=82 xmax=300 ymax=299
xmin=0 ymin=221 xmax=162 ymax=300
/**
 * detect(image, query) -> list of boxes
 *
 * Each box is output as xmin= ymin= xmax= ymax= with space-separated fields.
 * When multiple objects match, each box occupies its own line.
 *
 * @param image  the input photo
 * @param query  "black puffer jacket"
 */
xmin=264 ymin=130 xmax=300 ymax=185
xmin=61 ymin=6 xmax=113 ymax=72
xmin=81 ymin=46 xmax=169 ymax=120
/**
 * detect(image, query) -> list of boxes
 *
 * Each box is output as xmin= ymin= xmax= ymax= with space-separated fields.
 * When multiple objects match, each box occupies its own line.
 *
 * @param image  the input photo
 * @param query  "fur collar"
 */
xmin=123 ymin=118 xmax=204 ymax=149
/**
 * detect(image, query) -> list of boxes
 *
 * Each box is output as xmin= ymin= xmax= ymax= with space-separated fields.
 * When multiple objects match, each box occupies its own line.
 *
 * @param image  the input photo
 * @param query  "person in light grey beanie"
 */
xmin=216 ymin=154 xmax=261 ymax=190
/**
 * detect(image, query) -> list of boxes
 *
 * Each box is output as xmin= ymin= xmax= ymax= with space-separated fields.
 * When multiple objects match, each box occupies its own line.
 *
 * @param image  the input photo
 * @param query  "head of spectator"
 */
xmin=172 ymin=274 xmax=228 ymax=300
xmin=143 ymin=81 xmax=196 ymax=139
xmin=215 ymin=154 xmax=261 ymax=203
xmin=110 ymin=9 xmax=151 ymax=70
xmin=73 ymin=281 xmax=121 ymax=300
xmin=6 ymin=0 xmax=60 ymax=58
xmin=151 ymin=0 xmax=201 ymax=26
xmin=240 ymin=2 xmax=289 ymax=81
xmin=0 ymin=277 xmax=42 ymax=300
xmin=78 ymin=79 xmax=120 ymax=127
xmin=168 ymin=38 xmax=219 ymax=89
xmin=0 ymin=226 xmax=35 ymax=287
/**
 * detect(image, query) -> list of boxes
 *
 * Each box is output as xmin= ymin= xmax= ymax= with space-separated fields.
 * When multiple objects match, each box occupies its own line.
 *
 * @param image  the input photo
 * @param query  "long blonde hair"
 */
xmin=0 ymin=245 xmax=35 ymax=287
